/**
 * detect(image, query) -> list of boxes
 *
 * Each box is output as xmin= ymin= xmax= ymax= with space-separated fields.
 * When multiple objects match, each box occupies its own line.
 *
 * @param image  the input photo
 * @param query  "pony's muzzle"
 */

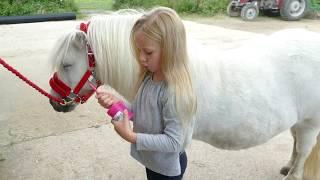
xmin=49 ymin=99 xmax=76 ymax=112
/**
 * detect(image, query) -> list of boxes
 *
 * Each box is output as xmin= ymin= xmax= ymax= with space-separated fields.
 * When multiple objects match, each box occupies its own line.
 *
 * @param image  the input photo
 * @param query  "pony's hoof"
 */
xmin=0 ymin=154 xmax=5 ymax=161
xmin=280 ymin=166 xmax=291 ymax=176
xmin=281 ymin=175 xmax=300 ymax=180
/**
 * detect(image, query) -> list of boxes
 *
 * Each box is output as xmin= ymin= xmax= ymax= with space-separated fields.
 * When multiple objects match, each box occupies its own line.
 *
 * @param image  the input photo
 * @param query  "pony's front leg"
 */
xmin=280 ymin=128 xmax=297 ymax=176
xmin=282 ymin=122 xmax=319 ymax=180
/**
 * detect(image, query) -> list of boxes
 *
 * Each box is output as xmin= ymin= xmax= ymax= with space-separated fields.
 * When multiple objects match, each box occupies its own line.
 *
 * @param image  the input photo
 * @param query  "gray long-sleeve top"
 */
xmin=130 ymin=74 xmax=184 ymax=176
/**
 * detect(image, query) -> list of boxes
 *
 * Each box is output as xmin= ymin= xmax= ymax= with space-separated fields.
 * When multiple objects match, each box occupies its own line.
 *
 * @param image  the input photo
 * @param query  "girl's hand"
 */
xmin=112 ymin=110 xmax=137 ymax=144
xmin=95 ymin=86 xmax=119 ymax=109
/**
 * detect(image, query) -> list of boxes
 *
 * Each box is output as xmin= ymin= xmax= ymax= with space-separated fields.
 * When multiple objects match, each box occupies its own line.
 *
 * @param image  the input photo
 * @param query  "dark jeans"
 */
xmin=145 ymin=151 xmax=187 ymax=180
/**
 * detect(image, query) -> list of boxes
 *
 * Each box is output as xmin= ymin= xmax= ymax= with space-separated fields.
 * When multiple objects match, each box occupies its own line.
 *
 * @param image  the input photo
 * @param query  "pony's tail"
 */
xmin=304 ymin=134 xmax=320 ymax=180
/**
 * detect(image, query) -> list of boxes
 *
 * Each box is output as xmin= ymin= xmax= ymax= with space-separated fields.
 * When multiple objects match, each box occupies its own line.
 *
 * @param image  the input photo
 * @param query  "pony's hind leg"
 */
xmin=282 ymin=120 xmax=320 ymax=180
xmin=303 ymin=133 xmax=320 ymax=180
xmin=280 ymin=128 xmax=297 ymax=176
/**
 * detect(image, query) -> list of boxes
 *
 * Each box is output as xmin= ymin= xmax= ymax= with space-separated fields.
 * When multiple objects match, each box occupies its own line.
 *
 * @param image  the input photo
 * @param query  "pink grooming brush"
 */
xmin=88 ymin=82 xmax=133 ymax=121
xmin=107 ymin=101 xmax=133 ymax=121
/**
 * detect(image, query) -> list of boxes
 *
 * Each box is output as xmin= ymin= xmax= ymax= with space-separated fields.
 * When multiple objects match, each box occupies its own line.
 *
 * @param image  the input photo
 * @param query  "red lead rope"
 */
xmin=0 ymin=57 xmax=64 ymax=104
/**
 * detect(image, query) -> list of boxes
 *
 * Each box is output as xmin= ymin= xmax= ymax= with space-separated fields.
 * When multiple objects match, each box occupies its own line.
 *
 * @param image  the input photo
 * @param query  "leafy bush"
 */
xmin=198 ymin=0 xmax=229 ymax=15
xmin=113 ymin=0 xmax=229 ymax=15
xmin=113 ymin=0 xmax=168 ymax=9
xmin=0 ymin=0 xmax=78 ymax=16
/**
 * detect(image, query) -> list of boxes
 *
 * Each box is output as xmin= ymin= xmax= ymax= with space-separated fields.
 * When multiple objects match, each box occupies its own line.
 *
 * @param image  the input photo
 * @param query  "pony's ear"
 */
xmin=72 ymin=31 xmax=87 ymax=49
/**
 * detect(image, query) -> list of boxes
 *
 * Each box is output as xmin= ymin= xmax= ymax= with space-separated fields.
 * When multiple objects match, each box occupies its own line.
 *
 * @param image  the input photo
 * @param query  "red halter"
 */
xmin=49 ymin=22 xmax=100 ymax=105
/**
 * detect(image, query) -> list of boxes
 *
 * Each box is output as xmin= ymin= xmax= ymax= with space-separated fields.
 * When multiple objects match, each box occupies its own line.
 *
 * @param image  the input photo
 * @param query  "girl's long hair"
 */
xmin=130 ymin=7 xmax=197 ymax=145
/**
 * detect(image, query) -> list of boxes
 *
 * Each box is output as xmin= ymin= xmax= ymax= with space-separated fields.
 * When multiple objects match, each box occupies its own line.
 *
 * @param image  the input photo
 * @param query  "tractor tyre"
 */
xmin=241 ymin=3 xmax=259 ymax=21
xmin=280 ymin=0 xmax=309 ymax=21
xmin=227 ymin=1 xmax=240 ymax=17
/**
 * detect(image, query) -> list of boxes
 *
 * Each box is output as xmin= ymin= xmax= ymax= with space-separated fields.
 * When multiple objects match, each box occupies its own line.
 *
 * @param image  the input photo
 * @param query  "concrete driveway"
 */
xmin=0 ymin=17 xmax=308 ymax=180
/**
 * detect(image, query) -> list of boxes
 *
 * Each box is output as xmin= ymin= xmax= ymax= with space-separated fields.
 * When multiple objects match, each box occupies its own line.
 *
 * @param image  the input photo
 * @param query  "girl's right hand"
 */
xmin=95 ymin=86 xmax=119 ymax=109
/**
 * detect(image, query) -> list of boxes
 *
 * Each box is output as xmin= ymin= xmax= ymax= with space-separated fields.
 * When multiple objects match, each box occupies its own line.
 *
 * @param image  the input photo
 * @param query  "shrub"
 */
xmin=112 ymin=0 xmax=229 ymax=15
xmin=0 ymin=0 xmax=78 ymax=16
xmin=198 ymin=0 xmax=229 ymax=15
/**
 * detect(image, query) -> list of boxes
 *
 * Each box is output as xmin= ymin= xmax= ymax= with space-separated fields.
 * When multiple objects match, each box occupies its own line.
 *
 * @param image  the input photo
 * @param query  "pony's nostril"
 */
xmin=49 ymin=99 xmax=63 ymax=112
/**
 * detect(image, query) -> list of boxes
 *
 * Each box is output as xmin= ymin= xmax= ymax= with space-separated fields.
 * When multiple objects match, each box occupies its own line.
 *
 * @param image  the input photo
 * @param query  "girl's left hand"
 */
xmin=111 ymin=110 xmax=137 ymax=144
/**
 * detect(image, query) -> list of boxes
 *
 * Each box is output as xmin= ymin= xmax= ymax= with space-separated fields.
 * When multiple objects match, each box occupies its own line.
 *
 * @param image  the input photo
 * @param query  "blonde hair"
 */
xmin=130 ymin=7 xmax=197 ymax=140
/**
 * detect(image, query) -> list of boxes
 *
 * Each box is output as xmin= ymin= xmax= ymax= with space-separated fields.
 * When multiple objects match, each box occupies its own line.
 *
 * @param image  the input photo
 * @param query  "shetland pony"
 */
xmin=49 ymin=10 xmax=320 ymax=180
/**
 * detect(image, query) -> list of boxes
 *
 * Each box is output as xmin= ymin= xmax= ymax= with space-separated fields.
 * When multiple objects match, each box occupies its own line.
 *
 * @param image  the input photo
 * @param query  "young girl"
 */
xmin=96 ymin=6 xmax=197 ymax=180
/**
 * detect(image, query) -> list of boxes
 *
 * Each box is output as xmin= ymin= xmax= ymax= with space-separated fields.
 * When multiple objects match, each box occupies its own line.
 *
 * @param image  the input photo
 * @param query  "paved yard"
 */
xmin=0 ymin=16 xmax=319 ymax=180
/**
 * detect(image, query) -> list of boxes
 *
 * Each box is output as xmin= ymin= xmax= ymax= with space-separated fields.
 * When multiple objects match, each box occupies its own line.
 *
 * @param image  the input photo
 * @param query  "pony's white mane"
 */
xmin=87 ymin=10 xmax=143 ymax=100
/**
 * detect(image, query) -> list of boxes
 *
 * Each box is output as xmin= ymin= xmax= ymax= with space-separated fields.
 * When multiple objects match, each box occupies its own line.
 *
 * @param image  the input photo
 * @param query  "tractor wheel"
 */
xmin=280 ymin=0 xmax=309 ymax=21
xmin=227 ymin=1 xmax=240 ymax=17
xmin=241 ymin=3 xmax=259 ymax=21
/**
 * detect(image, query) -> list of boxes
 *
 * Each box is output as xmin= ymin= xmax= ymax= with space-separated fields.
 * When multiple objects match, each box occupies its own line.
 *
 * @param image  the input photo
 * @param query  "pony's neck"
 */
xmin=87 ymin=14 xmax=141 ymax=101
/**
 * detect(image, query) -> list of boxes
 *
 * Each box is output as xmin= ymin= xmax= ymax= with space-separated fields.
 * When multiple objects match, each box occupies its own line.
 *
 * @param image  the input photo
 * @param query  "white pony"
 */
xmin=49 ymin=10 xmax=320 ymax=180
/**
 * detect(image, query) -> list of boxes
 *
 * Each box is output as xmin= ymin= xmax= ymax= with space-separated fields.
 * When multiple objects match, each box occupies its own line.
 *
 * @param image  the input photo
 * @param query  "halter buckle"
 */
xmin=60 ymin=98 xmax=74 ymax=106
xmin=59 ymin=92 xmax=79 ymax=106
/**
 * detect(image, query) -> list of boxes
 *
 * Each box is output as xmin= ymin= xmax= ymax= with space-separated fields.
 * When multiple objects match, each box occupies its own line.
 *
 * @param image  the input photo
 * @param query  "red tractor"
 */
xmin=227 ymin=0 xmax=309 ymax=21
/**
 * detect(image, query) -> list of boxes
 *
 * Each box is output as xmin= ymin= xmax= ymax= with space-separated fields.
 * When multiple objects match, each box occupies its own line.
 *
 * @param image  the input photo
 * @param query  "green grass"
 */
xmin=74 ymin=0 xmax=113 ymax=11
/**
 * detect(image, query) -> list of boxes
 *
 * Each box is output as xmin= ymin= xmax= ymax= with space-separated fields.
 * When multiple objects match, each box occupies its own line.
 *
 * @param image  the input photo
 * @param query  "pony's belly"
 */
xmin=192 ymin=105 xmax=297 ymax=150
xmin=193 ymin=128 xmax=272 ymax=150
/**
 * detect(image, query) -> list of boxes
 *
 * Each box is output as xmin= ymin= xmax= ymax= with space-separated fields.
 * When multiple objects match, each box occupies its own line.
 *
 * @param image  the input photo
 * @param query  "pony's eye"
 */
xmin=63 ymin=64 xmax=72 ymax=69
